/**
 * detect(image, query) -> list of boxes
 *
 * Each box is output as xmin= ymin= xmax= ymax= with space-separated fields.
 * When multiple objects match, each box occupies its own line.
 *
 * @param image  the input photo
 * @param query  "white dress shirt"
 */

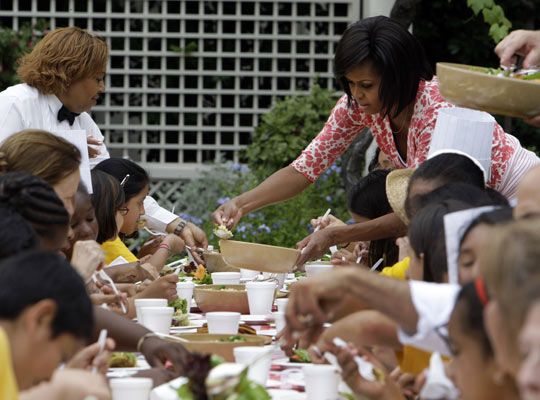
xmin=0 ymin=83 xmax=109 ymax=167
xmin=398 ymin=281 xmax=460 ymax=357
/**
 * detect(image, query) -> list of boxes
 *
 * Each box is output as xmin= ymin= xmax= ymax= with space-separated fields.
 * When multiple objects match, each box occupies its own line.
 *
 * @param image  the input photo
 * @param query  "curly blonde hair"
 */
xmin=17 ymin=27 xmax=108 ymax=95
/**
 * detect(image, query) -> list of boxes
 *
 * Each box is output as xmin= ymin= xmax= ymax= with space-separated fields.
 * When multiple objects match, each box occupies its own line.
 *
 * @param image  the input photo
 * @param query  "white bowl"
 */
xmin=211 ymin=272 xmax=241 ymax=285
xmin=305 ymin=263 xmax=334 ymax=278
xmin=206 ymin=311 xmax=241 ymax=334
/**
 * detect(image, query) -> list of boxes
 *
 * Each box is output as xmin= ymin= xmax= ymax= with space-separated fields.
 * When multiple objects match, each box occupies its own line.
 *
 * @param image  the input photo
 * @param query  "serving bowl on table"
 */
xmin=193 ymin=284 xmax=250 ymax=314
xmin=437 ymin=62 xmax=540 ymax=118
xmin=170 ymin=333 xmax=270 ymax=361
xmin=219 ymin=240 xmax=300 ymax=273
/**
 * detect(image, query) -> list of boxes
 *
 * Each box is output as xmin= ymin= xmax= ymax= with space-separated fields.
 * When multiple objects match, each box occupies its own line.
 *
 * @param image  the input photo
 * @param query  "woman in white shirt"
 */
xmin=0 ymin=26 xmax=108 ymax=164
xmin=0 ymin=26 xmax=208 ymax=257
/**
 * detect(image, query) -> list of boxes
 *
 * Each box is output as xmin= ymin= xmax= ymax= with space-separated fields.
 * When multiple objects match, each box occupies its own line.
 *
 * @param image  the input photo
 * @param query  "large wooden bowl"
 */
xmin=203 ymin=251 xmax=239 ymax=273
xmin=437 ymin=62 xmax=540 ymax=118
xmin=171 ymin=333 xmax=270 ymax=361
xmin=193 ymin=284 xmax=249 ymax=314
xmin=219 ymin=240 xmax=300 ymax=273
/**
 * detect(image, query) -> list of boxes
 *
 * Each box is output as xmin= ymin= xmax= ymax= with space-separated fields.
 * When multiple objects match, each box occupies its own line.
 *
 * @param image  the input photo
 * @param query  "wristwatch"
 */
xmin=173 ymin=219 xmax=187 ymax=237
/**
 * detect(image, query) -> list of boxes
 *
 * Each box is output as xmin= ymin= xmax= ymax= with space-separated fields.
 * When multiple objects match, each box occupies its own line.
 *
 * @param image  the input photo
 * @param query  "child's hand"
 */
xmin=162 ymin=234 xmax=185 ymax=255
xmin=138 ymin=273 xmax=178 ymax=301
xmin=50 ymin=369 xmax=111 ymax=399
xmin=70 ymin=240 xmax=105 ymax=281
xmin=66 ymin=338 xmax=115 ymax=374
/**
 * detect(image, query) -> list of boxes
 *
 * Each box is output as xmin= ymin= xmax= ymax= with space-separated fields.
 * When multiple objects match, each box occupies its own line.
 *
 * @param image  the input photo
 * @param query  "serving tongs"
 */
xmin=500 ymin=55 xmax=540 ymax=78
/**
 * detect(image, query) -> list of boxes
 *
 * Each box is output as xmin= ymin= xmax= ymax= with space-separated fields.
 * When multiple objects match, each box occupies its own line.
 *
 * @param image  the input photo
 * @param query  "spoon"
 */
xmin=313 ymin=208 xmax=331 ymax=233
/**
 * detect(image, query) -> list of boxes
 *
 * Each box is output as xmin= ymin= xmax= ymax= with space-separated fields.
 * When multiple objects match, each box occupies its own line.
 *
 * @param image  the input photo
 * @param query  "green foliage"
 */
xmin=466 ymin=0 xmax=512 ymax=43
xmin=244 ymin=84 xmax=338 ymax=180
xmin=0 ymin=20 xmax=47 ymax=91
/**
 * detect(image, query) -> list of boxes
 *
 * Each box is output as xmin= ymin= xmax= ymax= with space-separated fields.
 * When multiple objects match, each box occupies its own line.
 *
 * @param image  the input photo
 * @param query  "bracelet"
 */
xmin=158 ymin=243 xmax=172 ymax=254
xmin=136 ymin=332 xmax=157 ymax=353
xmin=173 ymin=219 xmax=188 ymax=237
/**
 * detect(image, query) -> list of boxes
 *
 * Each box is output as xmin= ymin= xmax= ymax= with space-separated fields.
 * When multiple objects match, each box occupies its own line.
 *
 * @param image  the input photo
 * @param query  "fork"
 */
xmin=94 ymin=270 xmax=127 ymax=314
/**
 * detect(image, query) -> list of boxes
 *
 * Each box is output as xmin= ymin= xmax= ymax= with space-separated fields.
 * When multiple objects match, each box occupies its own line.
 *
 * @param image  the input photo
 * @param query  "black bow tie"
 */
xmin=57 ymin=105 xmax=80 ymax=126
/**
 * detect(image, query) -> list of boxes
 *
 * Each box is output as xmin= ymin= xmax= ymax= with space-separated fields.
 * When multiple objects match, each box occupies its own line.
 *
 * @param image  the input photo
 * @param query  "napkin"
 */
xmin=419 ymin=352 xmax=460 ymax=400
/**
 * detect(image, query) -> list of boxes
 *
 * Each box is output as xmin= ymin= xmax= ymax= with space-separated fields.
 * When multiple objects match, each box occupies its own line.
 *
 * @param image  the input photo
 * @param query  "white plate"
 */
xmin=189 ymin=313 xmax=204 ymax=320
xmin=240 ymin=314 xmax=270 ymax=323
xmin=273 ymin=358 xmax=310 ymax=369
xmin=268 ymin=389 xmax=306 ymax=400
xmin=107 ymin=358 xmax=151 ymax=377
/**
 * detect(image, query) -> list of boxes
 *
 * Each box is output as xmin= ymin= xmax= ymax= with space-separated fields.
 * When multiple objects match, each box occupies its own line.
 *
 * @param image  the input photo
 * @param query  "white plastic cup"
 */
xmin=245 ymin=281 xmax=276 ymax=315
xmin=233 ymin=346 xmax=273 ymax=386
xmin=176 ymin=281 xmax=195 ymax=304
xmin=134 ymin=298 xmax=167 ymax=324
xmin=206 ymin=311 xmax=241 ymax=334
xmin=262 ymin=272 xmax=286 ymax=289
xmin=240 ymin=269 xmax=260 ymax=280
xmin=211 ymin=272 xmax=241 ymax=285
xmin=275 ymin=298 xmax=289 ymax=313
xmin=110 ymin=377 xmax=153 ymax=400
xmin=305 ymin=264 xmax=334 ymax=278
xmin=273 ymin=311 xmax=286 ymax=333
xmin=303 ymin=364 xmax=340 ymax=400
xmin=139 ymin=306 xmax=174 ymax=334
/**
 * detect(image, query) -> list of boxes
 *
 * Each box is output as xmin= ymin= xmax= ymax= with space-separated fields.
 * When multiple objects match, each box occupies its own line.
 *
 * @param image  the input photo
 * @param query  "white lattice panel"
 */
xmin=0 ymin=0 xmax=361 ymax=179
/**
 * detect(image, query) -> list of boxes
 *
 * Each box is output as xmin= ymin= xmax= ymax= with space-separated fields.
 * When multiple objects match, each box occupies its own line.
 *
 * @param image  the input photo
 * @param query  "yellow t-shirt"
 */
xmin=378 ymin=257 xmax=435 ymax=374
xmin=101 ymin=237 xmax=138 ymax=265
xmin=0 ymin=327 xmax=18 ymax=400
xmin=380 ymin=257 xmax=410 ymax=280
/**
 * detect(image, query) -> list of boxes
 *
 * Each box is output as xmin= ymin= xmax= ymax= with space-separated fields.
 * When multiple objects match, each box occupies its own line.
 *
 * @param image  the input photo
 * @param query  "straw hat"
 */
xmin=386 ymin=168 xmax=415 ymax=225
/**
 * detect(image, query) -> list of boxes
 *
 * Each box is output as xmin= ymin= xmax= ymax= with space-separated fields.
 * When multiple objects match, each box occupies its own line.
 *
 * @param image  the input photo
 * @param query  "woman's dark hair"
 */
xmin=94 ymin=158 xmax=150 ymax=202
xmin=368 ymin=148 xmax=381 ymax=172
xmin=453 ymin=281 xmax=492 ymax=357
xmin=407 ymin=183 xmax=508 ymax=220
xmin=405 ymin=153 xmax=490 ymax=219
xmin=409 ymin=200 xmax=476 ymax=283
xmin=0 ymin=251 xmax=94 ymax=341
xmin=0 ymin=208 xmax=39 ymax=259
xmin=0 ymin=172 xmax=69 ymax=238
xmin=334 ymin=16 xmax=433 ymax=117
xmin=348 ymin=169 xmax=398 ymax=267
xmin=90 ymin=169 xmax=125 ymax=244
xmin=459 ymin=207 xmax=514 ymax=248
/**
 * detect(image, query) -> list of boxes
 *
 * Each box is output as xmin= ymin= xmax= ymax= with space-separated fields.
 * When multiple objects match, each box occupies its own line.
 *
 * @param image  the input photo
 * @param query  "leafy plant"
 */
xmin=0 ymin=20 xmax=47 ymax=91
xmin=466 ymin=0 xmax=512 ymax=43
xmin=244 ymin=83 xmax=338 ymax=180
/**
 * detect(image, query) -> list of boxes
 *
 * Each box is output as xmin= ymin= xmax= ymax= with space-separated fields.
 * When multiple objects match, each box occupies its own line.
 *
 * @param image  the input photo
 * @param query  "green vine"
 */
xmin=467 ymin=0 xmax=512 ymax=43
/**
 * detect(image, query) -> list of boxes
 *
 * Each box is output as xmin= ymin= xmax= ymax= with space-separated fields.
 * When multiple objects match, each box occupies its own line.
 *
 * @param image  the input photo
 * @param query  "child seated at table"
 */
xmin=0 ymin=250 xmax=94 ymax=396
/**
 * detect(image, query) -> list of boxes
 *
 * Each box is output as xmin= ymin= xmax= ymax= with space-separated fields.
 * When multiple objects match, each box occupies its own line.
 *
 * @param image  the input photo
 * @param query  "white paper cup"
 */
xmin=139 ymin=306 xmax=174 ymax=334
xmin=233 ymin=346 xmax=273 ymax=385
xmin=110 ymin=377 xmax=153 ymax=400
xmin=262 ymin=272 xmax=286 ymax=289
xmin=305 ymin=264 xmax=334 ymax=278
xmin=211 ymin=272 xmax=241 ymax=285
xmin=206 ymin=311 xmax=241 ymax=334
xmin=134 ymin=298 xmax=167 ymax=324
xmin=240 ymin=269 xmax=260 ymax=280
xmin=176 ymin=281 xmax=195 ymax=304
xmin=303 ymin=364 xmax=340 ymax=400
xmin=245 ymin=281 xmax=276 ymax=315
xmin=275 ymin=298 xmax=289 ymax=313
xmin=273 ymin=311 xmax=286 ymax=333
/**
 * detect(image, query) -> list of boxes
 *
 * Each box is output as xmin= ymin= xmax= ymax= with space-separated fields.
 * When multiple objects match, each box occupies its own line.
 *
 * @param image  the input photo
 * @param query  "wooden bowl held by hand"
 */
xmin=203 ymin=251 xmax=239 ymax=273
xmin=219 ymin=240 xmax=300 ymax=273
xmin=437 ymin=62 xmax=540 ymax=118
xmin=193 ymin=284 xmax=250 ymax=314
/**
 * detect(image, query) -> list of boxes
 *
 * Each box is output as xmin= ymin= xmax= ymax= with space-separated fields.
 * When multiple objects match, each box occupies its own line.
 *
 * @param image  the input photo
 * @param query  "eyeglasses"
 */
xmin=118 ymin=206 xmax=129 ymax=216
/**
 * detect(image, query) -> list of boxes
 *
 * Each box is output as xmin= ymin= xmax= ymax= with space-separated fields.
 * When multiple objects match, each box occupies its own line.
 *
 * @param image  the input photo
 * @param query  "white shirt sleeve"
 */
xmin=397 ymin=281 xmax=460 ymax=356
xmin=142 ymin=196 xmax=179 ymax=233
xmin=0 ymin=96 xmax=26 ymax=143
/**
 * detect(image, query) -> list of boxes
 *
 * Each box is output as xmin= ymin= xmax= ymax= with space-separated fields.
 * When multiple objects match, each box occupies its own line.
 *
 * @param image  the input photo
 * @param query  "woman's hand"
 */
xmin=296 ymin=229 xmax=335 ymax=266
xmin=212 ymin=198 xmax=243 ymax=229
xmin=137 ymin=274 xmax=178 ymax=301
xmin=310 ymin=214 xmax=344 ymax=231
xmin=495 ymin=29 xmax=540 ymax=68
xmin=66 ymin=338 xmax=115 ymax=374
xmin=331 ymin=248 xmax=356 ymax=265
xmin=87 ymin=136 xmax=103 ymax=159
xmin=70 ymin=240 xmax=105 ymax=281
xmin=178 ymin=223 xmax=208 ymax=264
xmin=335 ymin=344 xmax=404 ymax=400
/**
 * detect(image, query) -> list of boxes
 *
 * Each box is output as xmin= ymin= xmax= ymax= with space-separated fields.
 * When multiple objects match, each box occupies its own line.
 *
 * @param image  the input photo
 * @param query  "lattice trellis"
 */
xmin=0 ymin=0 xmax=361 ymax=179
